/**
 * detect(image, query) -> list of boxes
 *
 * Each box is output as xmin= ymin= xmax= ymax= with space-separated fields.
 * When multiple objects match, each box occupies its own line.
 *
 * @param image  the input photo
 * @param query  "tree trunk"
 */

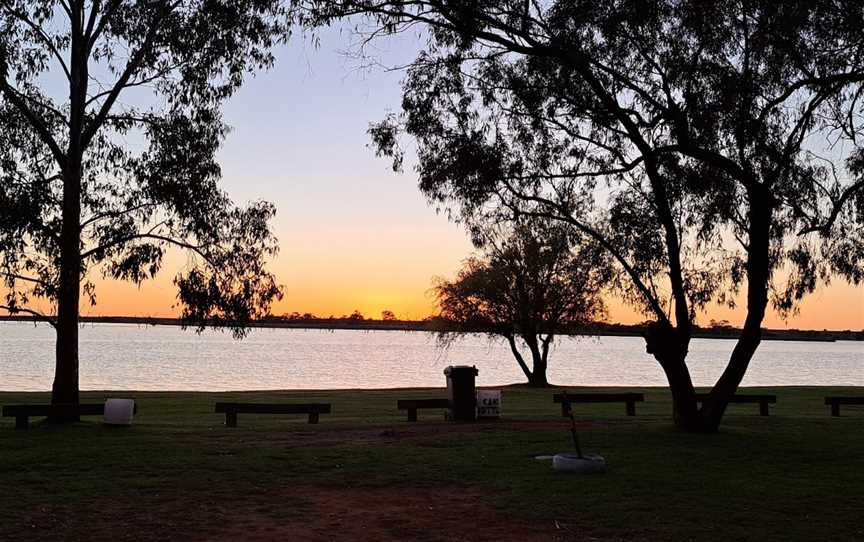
xmin=50 ymin=164 xmax=82 ymax=419
xmin=51 ymin=162 xmax=82 ymax=419
xmin=699 ymin=188 xmax=773 ymax=432
xmin=646 ymin=188 xmax=774 ymax=433
xmin=643 ymin=322 xmax=703 ymax=431
xmin=524 ymin=333 xmax=550 ymax=387
xmin=527 ymin=360 xmax=549 ymax=387
xmin=505 ymin=333 xmax=536 ymax=384
xmin=51 ymin=13 xmax=85 ymax=420
xmin=504 ymin=333 xmax=551 ymax=386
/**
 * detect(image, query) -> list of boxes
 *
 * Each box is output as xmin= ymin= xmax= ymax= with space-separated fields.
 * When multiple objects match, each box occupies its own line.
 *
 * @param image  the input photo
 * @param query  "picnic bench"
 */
xmin=825 ymin=396 xmax=864 ymax=417
xmin=2 ymin=402 xmax=137 ymax=430
xmin=695 ymin=394 xmax=776 ymax=416
xmin=553 ymin=393 xmax=645 ymax=416
xmin=396 ymin=398 xmax=449 ymax=421
xmin=214 ymin=402 xmax=331 ymax=427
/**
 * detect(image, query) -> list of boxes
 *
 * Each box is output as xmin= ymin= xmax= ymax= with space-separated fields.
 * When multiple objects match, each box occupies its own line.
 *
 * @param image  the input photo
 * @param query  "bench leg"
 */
xmin=225 ymin=412 xmax=238 ymax=428
xmin=759 ymin=402 xmax=769 ymax=416
xmin=308 ymin=412 xmax=320 ymax=424
xmin=626 ymin=401 xmax=636 ymax=416
xmin=15 ymin=416 xmax=28 ymax=430
xmin=831 ymin=403 xmax=840 ymax=417
xmin=407 ymin=409 xmax=417 ymax=422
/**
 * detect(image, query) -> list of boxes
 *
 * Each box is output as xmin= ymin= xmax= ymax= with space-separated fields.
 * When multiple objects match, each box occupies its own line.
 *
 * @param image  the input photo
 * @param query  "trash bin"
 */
xmin=444 ymin=365 xmax=479 ymax=421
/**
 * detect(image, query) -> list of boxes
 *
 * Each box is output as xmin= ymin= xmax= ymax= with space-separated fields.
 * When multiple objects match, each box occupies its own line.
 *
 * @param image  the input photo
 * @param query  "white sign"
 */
xmin=477 ymin=390 xmax=502 ymax=419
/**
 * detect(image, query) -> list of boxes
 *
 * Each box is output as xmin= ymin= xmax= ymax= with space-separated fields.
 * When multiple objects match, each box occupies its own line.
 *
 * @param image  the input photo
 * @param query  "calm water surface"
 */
xmin=0 ymin=322 xmax=861 ymax=391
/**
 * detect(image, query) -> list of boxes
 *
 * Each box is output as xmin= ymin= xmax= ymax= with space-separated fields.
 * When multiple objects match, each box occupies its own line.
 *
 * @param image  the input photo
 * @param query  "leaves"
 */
xmin=351 ymin=0 xmax=864 ymax=327
xmin=434 ymin=219 xmax=610 ymax=341
xmin=0 ymin=1 xmax=290 ymax=330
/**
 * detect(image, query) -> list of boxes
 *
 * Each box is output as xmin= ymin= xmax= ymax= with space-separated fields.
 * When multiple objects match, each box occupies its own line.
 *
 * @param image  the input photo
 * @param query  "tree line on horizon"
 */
xmin=277 ymin=309 xmax=404 ymax=321
xmin=1 ymin=0 xmax=862 ymax=432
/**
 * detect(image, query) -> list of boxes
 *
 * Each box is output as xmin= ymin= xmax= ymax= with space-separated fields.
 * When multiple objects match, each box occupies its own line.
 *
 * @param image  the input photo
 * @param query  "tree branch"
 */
xmin=0 ymin=305 xmax=57 ymax=327
xmin=80 ymin=1 xmax=180 ymax=150
xmin=2 ymin=273 xmax=47 ymax=286
xmin=798 ymin=179 xmax=864 ymax=235
xmin=81 ymin=233 xmax=214 ymax=265
xmin=504 ymin=333 xmax=533 ymax=381
xmin=497 ymin=180 xmax=672 ymax=326
xmin=0 ymin=82 xmax=67 ymax=169
xmin=0 ymin=3 xmax=72 ymax=80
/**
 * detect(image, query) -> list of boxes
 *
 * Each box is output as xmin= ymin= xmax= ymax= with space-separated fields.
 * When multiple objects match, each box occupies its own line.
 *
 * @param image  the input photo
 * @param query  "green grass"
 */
xmin=1 ymin=386 xmax=862 ymax=541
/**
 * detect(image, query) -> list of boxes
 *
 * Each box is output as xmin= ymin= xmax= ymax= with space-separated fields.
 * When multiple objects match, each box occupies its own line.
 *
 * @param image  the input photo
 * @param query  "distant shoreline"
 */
xmin=1 ymin=315 xmax=860 ymax=342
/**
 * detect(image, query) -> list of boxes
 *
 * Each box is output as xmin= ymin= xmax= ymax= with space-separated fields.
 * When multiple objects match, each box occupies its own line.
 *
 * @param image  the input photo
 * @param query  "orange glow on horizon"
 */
xmin=81 ymin=269 xmax=863 ymax=331
xmin=9 ymin=235 xmax=864 ymax=331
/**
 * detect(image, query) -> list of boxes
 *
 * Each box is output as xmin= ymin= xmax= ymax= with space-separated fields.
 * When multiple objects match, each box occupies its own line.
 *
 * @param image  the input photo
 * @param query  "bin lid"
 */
xmin=444 ymin=365 xmax=479 ymax=375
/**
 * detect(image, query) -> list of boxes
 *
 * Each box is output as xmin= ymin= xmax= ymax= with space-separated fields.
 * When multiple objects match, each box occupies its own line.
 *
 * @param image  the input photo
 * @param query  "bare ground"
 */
xmin=191 ymin=484 xmax=578 ymax=542
xmin=5 ymin=420 xmax=641 ymax=542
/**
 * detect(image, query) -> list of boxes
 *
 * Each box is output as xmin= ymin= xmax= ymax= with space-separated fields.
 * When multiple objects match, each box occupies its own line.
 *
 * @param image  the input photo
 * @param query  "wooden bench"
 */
xmin=214 ymin=402 xmax=331 ymax=427
xmin=553 ymin=393 xmax=645 ymax=417
xmin=2 ymin=403 xmax=137 ymax=430
xmin=825 ymin=396 xmax=864 ymax=417
xmin=396 ymin=399 xmax=449 ymax=421
xmin=695 ymin=394 xmax=776 ymax=416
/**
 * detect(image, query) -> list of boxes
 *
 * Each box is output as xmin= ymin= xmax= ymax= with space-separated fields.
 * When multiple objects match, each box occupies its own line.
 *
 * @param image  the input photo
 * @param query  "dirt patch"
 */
xmin=190 ymin=484 xmax=577 ymax=542
xmin=5 ymin=483 xmax=596 ymax=542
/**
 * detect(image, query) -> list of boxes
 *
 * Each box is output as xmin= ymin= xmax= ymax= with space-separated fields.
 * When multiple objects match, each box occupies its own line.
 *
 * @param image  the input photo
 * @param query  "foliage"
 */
xmin=312 ymin=0 xmax=864 ymax=429
xmin=0 ymin=0 xmax=291 ymax=336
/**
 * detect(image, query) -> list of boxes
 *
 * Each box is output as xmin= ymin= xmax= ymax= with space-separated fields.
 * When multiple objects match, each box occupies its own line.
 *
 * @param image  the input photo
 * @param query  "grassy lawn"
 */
xmin=1 ymin=386 xmax=862 ymax=541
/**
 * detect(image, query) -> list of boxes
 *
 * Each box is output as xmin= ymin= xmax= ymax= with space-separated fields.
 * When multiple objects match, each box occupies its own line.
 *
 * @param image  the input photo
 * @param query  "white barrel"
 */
xmin=104 ymin=399 xmax=136 ymax=426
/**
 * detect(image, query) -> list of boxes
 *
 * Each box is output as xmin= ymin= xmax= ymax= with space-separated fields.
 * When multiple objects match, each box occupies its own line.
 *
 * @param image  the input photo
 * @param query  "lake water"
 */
xmin=0 ymin=322 xmax=861 ymax=391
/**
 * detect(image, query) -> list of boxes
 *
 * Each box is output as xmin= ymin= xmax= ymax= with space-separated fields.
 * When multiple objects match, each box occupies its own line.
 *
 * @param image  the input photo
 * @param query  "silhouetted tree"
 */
xmin=315 ymin=0 xmax=864 ymax=431
xmin=0 ymin=1 xmax=289 ymax=416
xmin=433 ymin=221 xmax=608 ymax=387
xmin=348 ymin=309 xmax=364 ymax=320
xmin=381 ymin=309 xmax=397 ymax=321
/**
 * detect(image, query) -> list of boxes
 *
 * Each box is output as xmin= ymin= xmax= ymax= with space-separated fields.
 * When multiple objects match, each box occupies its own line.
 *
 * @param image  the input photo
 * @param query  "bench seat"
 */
xmin=553 ymin=393 xmax=645 ymax=416
xmin=2 ymin=403 xmax=137 ymax=429
xmin=695 ymin=394 xmax=776 ymax=416
xmin=396 ymin=398 xmax=449 ymax=421
xmin=214 ymin=402 xmax=331 ymax=427
xmin=825 ymin=396 xmax=864 ymax=417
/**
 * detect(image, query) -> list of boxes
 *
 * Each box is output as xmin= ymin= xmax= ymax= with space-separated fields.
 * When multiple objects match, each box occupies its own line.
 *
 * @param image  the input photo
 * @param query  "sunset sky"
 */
xmin=82 ymin=26 xmax=863 ymax=331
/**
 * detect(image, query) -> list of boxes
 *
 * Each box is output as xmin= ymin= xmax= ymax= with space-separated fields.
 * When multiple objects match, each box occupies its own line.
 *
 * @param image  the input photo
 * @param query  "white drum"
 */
xmin=104 ymin=398 xmax=136 ymax=426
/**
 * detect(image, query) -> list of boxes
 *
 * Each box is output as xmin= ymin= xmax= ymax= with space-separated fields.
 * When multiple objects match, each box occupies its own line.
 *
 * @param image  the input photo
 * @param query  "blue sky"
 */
xmin=205 ymin=24 xmax=475 ymax=319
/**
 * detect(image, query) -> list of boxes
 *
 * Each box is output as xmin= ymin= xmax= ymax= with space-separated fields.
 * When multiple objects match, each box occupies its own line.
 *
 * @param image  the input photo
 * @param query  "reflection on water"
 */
xmin=0 ymin=322 xmax=861 ymax=391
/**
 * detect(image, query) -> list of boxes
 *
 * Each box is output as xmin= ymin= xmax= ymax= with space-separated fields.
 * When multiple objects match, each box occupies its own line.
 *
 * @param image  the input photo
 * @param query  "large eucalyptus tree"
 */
xmin=0 ymin=0 xmax=289 ymax=415
xmin=314 ymin=1 xmax=864 ymax=431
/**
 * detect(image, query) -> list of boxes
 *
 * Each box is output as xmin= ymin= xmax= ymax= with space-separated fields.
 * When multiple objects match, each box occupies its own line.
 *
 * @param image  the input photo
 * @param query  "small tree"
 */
xmin=381 ymin=309 xmax=397 ymax=321
xmin=433 ymin=221 xmax=608 ymax=387
xmin=0 ymin=1 xmax=289 ymax=415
